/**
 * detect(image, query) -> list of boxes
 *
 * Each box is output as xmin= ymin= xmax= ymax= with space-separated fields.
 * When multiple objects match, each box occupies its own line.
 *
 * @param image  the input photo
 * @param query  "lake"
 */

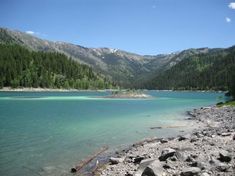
xmin=0 ymin=90 xmax=224 ymax=176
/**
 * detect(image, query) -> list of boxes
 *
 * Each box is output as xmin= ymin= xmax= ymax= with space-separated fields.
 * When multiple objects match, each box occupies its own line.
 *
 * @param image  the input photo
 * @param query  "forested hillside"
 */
xmin=0 ymin=44 xmax=114 ymax=89
xmin=0 ymin=28 xmax=199 ymax=88
xmin=146 ymin=46 xmax=235 ymax=91
xmin=1 ymin=28 xmax=235 ymax=91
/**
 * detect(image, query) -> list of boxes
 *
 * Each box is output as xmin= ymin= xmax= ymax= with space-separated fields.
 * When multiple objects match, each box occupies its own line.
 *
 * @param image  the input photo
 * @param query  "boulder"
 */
xmin=158 ymin=148 xmax=176 ymax=161
xmin=133 ymin=156 xmax=145 ymax=164
xmin=189 ymin=161 xmax=208 ymax=170
xmin=180 ymin=167 xmax=201 ymax=176
xmin=134 ymin=159 xmax=165 ymax=176
xmin=218 ymin=150 xmax=232 ymax=163
xmin=160 ymin=138 xmax=168 ymax=144
xmin=190 ymin=136 xmax=198 ymax=143
xmin=185 ymin=155 xmax=195 ymax=162
xmin=175 ymin=151 xmax=187 ymax=161
xmin=178 ymin=134 xmax=191 ymax=141
xmin=201 ymin=172 xmax=210 ymax=176
xmin=209 ymin=157 xmax=229 ymax=172
xmin=125 ymin=172 xmax=134 ymax=176
xmin=135 ymin=159 xmax=165 ymax=176
xmin=221 ymin=132 xmax=231 ymax=136
xmin=215 ymin=163 xmax=229 ymax=172
xmin=109 ymin=157 xmax=124 ymax=164
xmin=170 ymin=155 xmax=177 ymax=161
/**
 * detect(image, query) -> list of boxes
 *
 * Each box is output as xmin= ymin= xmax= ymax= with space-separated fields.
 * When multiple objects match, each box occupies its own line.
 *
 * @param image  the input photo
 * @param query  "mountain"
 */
xmin=0 ymin=44 xmax=114 ymax=89
xmin=0 ymin=27 xmax=234 ymax=90
xmin=146 ymin=46 xmax=235 ymax=90
xmin=0 ymin=27 xmax=211 ymax=88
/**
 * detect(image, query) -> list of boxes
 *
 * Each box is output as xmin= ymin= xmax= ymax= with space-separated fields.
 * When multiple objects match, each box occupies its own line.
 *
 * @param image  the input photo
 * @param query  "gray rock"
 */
xmin=160 ymin=138 xmax=168 ymax=143
xmin=197 ymin=161 xmax=208 ymax=170
xmin=218 ymin=150 xmax=232 ymax=163
xmin=189 ymin=161 xmax=208 ymax=170
xmin=125 ymin=172 xmax=134 ymax=176
xmin=141 ymin=160 xmax=164 ymax=176
xmin=209 ymin=157 xmax=229 ymax=172
xmin=163 ymin=164 xmax=171 ymax=169
xmin=175 ymin=151 xmax=187 ymax=161
xmin=215 ymin=163 xmax=229 ymax=172
xmin=133 ymin=156 xmax=145 ymax=164
xmin=178 ymin=134 xmax=191 ymax=141
xmin=221 ymin=132 xmax=231 ymax=136
xmin=134 ymin=159 xmax=164 ymax=176
xmin=180 ymin=167 xmax=201 ymax=176
xmin=159 ymin=148 xmax=176 ymax=161
xmin=200 ymin=172 xmax=210 ymax=176
xmin=195 ymin=132 xmax=204 ymax=138
xmin=170 ymin=155 xmax=178 ymax=161
xmin=185 ymin=155 xmax=195 ymax=162
xmin=190 ymin=136 xmax=198 ymax=143
xmin=109 ymin=157 xmax=124 ymax=164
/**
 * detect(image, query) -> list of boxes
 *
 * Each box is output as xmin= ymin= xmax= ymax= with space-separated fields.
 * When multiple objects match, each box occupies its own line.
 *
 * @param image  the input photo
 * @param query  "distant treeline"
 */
xmin=146 ymin=46 xmax=235 ymax=94
xmin=0 ymin=44 xmax=115 ymax=89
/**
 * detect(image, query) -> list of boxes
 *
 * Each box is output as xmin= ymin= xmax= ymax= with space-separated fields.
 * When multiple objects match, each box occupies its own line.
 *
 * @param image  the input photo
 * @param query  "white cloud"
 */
xmin=26 ymin=31 xmax=35 ymax=35
xmin=226 ymin=17 xmax=231 ymax=23
xmin=228 ymin=2 xmax=235 ymax=9
xmin=25 ymin=30 xmax=44 ymax=36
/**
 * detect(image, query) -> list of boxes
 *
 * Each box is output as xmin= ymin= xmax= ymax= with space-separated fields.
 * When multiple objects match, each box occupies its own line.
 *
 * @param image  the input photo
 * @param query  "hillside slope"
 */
xmin=0 ymin=28 xmax=213 ymax=87
xmin=0 ymin=27 xmax=234 ymax=90
xmin=0 ymin=44 xmax=114 ymax=89
xmin=146 ymin=46 xmax=235 ymax=90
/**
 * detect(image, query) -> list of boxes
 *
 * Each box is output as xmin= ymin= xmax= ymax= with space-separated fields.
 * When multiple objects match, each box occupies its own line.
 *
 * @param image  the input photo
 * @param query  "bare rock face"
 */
xmin=158 ymin=148 xmax=176 ymax=161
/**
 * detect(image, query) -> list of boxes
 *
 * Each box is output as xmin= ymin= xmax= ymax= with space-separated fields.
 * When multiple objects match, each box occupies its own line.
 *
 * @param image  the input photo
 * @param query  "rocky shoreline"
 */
xmin=98 ymin=106 xmax=235 ymax=176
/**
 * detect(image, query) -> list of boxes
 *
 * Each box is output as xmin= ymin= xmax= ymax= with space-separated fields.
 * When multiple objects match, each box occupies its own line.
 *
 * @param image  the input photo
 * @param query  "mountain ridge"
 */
xmin=0 ymin=27 xmax=234 ymax=89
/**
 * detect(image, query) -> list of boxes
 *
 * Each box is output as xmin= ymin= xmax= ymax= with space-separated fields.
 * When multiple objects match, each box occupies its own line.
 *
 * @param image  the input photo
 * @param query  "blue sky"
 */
xmin=0 ymin=0 xmax=235 ymax=54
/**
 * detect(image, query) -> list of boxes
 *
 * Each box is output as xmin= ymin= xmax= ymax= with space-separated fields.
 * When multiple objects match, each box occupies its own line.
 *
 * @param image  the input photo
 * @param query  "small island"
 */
xmin=105 ymin=90 xmax=151 ymax=99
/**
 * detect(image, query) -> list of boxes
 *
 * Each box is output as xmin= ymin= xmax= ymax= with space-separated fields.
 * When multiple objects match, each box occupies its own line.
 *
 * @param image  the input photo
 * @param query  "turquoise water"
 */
xmin=0 ymin=91 xmax=223 ymax=176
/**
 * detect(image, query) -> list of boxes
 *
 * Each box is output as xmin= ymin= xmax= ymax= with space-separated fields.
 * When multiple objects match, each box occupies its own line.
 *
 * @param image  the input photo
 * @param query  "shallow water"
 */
xmin=0 ymin=90 xmax=224 ymax=176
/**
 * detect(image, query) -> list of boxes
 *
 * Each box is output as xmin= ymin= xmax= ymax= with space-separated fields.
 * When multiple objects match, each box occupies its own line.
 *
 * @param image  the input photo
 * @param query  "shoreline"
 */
xmin=95 ymin=105 xmax=235 ymax=176
xmin=0 ymin=87 xmax=116 ymax=92
xmin=0 ymin=87 xmax=225 ymax=93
